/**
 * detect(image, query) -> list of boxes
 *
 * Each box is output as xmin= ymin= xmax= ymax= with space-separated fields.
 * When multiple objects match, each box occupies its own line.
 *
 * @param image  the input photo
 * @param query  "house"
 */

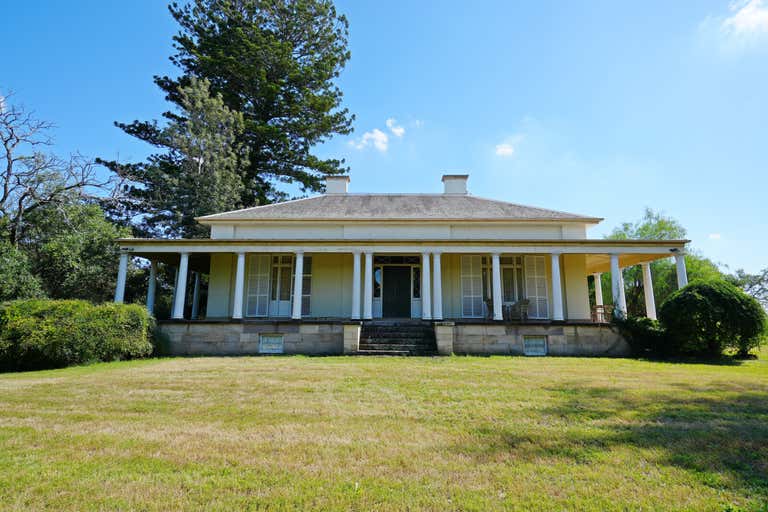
xmin=115 ymin=174 xmax=689 ymax=356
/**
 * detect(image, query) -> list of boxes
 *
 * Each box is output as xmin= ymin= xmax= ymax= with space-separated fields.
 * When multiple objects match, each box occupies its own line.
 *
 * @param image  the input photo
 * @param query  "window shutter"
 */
xmin=461 ymin=255 xmax=484 ymax=318
xmin=246 ymin=254 xmax=271 ymax=317
xmin=524 ymin=255 xmax=549 ymax=319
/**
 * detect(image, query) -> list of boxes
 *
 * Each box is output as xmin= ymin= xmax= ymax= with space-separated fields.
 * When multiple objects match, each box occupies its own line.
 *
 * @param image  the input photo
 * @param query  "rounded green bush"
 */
xmin=0 ymin=299 xmax=154 ymax=372
xmin=659 ymin=280 xmax=767 ymax=358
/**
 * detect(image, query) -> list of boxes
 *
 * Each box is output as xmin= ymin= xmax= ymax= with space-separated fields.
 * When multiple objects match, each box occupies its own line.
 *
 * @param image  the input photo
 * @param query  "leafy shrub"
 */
xmin=659 ymin=280 xmax=767 ymax=358
xmin=0 ymin=299 xmax=153 ymax=372
xmin=615 ymin=317 xmax=668 ymax=358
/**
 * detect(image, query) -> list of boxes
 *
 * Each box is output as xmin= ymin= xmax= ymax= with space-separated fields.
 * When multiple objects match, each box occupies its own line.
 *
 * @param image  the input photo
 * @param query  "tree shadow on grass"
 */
xmin=451 ymin=384 xmax=768 ymax=500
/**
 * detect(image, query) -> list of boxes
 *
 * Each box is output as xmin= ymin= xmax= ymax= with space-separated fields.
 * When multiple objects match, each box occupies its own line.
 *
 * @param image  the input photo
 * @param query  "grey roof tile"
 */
xmin=198 ymin=194 xmax=601 ymax=222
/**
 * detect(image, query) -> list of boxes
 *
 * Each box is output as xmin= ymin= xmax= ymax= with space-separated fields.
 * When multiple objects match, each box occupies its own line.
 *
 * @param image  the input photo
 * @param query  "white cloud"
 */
xmin=701 ymin=0 xmax=768 ymax=50
xmin=350 ymin=128 xmax=389 ymax=152
xmin=709 ymin=233 xmax=722 ymax=240
xmin=722 ymin=0 xmax=768 ymax=36
xmin=413 ymin=119 xmax=424 ymax=128
xmin=495 ymin=143 xmax=515 ymax=157
xmin=494 ymin=133 xmax=525 ymax=157
xmin=385 ymin=118 xmax=405 ymax=137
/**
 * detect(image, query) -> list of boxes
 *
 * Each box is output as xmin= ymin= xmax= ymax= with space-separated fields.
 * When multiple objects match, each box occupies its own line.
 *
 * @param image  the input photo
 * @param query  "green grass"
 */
xmin=1 ymin=352 xmax=767 ymax=511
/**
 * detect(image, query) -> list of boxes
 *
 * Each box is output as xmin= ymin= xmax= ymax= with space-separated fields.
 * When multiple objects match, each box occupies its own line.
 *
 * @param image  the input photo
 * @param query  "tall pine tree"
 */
xmin=103 ymin=0 xmax=354 ymax=237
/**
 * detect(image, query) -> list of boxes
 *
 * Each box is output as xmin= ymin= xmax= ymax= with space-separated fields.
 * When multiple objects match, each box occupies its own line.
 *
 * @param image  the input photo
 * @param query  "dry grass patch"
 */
xmin=0 ymin=354 xmax=767 ymax=511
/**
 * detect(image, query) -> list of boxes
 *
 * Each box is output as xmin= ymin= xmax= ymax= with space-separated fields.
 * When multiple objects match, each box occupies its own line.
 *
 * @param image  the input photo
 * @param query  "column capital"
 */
xmin=294 ymin=250 xmax=305 ymax=255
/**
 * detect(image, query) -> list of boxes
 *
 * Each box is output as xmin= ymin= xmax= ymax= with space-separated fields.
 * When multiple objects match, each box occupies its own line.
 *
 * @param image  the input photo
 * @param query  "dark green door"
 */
xmin=383 ymin=266 xmax=411 ymax=318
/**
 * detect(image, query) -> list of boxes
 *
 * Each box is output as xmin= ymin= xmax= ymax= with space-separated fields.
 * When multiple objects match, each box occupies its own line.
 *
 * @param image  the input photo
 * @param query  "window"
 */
xmin=523 ymin=335 xmax=547 ymax=356
xmin=501 ymin=256 xmax=524 ymax=303
xmin=271 ymin=255 xmax=293 ymax=301
xmin=374 ymin=255 xmax=419 ymax=265
xmin=259 ymin=334 xmax=284 ymax=354
xmin=373 ymin=266 xmax=382 ymax=298
xmin=245 ymin=254 xmax=311 ymax=317
xmin=412 ymin=266 xmax=421 ymax=299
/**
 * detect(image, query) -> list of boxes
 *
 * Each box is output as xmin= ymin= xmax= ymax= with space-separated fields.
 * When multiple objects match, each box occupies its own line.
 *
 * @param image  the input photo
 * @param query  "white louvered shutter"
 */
xmin=246 ymin=254 xmax=271 ymax=317
xmin=461 ymin=255 xmax=484 ymax=318
xmin=524 ymin=255 xmax=549 ymax=319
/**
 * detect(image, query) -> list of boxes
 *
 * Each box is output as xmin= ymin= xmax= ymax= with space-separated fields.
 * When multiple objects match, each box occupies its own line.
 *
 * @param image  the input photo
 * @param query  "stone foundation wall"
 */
xmin=158 ymin=320 xmax=629 ymax=357
xmin=452 ymin=323 xmax=630 ymax=357
xmin=158 ymin=321 xmax=344 ymax=356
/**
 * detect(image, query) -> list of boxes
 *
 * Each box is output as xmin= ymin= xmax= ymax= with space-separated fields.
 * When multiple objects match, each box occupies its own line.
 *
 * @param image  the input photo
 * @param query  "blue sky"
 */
xmin=2 ymin=1 xmax=767 ymax=272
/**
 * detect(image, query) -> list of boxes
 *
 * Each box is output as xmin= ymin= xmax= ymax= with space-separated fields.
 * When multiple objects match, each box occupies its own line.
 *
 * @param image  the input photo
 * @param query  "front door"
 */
xmin=383 ymin=266 xmax=411 ymax=318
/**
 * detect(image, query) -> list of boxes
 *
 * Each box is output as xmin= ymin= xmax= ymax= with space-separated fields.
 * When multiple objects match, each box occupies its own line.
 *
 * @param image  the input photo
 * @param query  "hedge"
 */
xmin=0 ymin=299 xmax=154 ymax=372
xmin=659 ymin=280 xmax=767 ymax=358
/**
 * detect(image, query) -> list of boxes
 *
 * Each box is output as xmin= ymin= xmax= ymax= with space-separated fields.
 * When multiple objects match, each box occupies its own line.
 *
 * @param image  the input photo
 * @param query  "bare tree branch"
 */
xmin=0 ymin=91 xmax=117 ymax=245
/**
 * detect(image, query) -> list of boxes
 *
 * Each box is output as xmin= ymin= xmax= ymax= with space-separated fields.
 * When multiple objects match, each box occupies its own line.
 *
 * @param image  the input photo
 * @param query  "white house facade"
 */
xmin=115 ymin=174 xmax=689 ymax=356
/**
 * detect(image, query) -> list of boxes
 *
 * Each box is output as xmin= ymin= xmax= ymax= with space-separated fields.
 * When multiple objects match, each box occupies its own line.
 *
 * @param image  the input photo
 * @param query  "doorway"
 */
xmin=383 ymin=266 xmax=411 ymax=318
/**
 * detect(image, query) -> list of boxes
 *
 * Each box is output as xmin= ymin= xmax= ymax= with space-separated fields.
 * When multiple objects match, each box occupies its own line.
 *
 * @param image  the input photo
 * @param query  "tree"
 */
xmin=0 ymin=92 xmax=113 ymax=245
xmin=0 ymin=241 xmax=43 ymax=301
xmin=105 ymin=78 xmax=246 ymax=238
xmin=729 ymin=268 xmax=768 ymax=309
xmin=103 ymin=0 xmax=354 ymax=236
xmin=601 ymin=208 xmax=726 ymax=317
xmin=23 ymin=203 xmax=131 ymax=303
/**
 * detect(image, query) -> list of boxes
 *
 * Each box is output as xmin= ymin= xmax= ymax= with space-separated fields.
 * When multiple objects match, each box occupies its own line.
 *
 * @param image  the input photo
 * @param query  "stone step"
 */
xmin=361 ymin=328 xmax=435 ymax=336
xmin=360 ymin=338 xmax=435 ymax=345
xmin=359 ymin=343 xmax=435 ymax=351
xmin=355 ymin=349 xmax=411 ymax=356
xmin=361 ymin=335 xmax=435 ymax=343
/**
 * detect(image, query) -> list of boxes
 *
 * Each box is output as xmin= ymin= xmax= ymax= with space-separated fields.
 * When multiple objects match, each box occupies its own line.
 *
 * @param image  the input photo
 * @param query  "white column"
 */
xmin=593 ymin=273 xmax=603 ymax=306
xmin=191 ymin=272 xmax=201 ymax=319
xmin=172 ymin=252 xmax=189 ymax=319
xmin=550 ymin=253 xmax=564 ymax=321
xmin=421 ymin=252 xmax=432 ymax=320
xmin=292 ymin=251 xmax=304 ymax=320
xmin=232 ymin=252 xmax=246 ymax=320
xmin=675 ymin=253 xmax=688 ymax=289
xmin=114 ymin=252 xmax=129 ymax=303
xmin=146 ymin=260 xmax=157 ymax=314
xmin=491 ymin=253 xmax=503 ymax=321
xmin=641 ymin=262 xmax=657 ymax=320
xmin=610 ymin=254 xmax=626 ymax=319
xmin=363 ymin=252 xmax=373 ymax=320
xmin=351 ymin=251 xmax=361 ymax=320
xmin=432 ymin=252 xmax=443 ymax=320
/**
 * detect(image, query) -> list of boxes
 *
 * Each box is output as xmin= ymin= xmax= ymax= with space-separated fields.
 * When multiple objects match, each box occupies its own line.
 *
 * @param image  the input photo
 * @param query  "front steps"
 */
xmin=358 ymin=321 xmax=438 ymax=356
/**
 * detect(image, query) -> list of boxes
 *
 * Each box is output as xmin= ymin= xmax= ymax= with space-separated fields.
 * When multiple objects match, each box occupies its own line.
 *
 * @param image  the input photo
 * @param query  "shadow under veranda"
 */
xmin=449 ymin=383 xmax=768 ymax=498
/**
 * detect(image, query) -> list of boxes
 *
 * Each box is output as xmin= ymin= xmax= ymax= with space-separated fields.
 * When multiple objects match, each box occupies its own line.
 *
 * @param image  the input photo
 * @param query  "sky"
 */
xmin=2 ymin=0 xmax=767 ymax=272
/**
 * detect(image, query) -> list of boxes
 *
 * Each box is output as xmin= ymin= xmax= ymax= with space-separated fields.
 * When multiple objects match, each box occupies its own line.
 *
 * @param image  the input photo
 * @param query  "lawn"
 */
xmin=1 ymin=354 xmax=767 ymax=511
